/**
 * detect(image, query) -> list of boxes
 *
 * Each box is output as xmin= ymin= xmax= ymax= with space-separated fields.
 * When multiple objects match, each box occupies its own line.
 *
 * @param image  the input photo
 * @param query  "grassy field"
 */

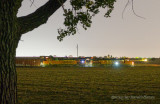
xmin=17 ymin=66 xmax=160 ymax=104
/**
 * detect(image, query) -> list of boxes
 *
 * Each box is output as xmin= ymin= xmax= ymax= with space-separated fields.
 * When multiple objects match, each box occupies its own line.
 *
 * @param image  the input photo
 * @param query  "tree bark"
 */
xmin=0 ymin=0 xmax=66 ymax=103
xmin=0 ymin=1 xmax=20 ymax=104
xmin=0 ymin=50 xmax=17 ymax=104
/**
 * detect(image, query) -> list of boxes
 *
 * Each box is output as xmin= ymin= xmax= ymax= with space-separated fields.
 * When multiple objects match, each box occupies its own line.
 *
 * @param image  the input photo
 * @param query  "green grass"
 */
xmin=17 ymin=67 xmax=160 ymax=104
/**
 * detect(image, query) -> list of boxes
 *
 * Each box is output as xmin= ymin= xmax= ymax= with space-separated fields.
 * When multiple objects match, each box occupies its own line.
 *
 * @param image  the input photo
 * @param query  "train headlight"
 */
xmin=81 ymin=60 xmax=85 ymax=64
xmin=115 ymin=61 xmax=119 ymax=66
xmin=131 ymin=62 xmax=134 ymax=67
xmin=144 ymin=59 xmax=147 ymax=62
xmin=142 ymin=59 xmax=147 ymax=62
xmin=40 ymin=62 xmax=45 ymax=67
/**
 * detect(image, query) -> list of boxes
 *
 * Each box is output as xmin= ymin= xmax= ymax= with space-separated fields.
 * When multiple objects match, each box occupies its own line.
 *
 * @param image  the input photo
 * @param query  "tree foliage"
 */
xmin=57 ymin=0 xmax=116 ymax=41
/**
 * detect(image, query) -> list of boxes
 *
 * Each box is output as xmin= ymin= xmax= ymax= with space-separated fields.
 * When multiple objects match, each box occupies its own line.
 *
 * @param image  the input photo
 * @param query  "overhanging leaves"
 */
xmin=57 ymin=0 xmax=116 ymax=41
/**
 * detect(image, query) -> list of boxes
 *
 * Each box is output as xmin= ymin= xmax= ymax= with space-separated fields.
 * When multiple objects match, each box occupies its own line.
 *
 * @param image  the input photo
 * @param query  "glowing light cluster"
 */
xmin=131 ymin=62 xmax=134 ymax=67
xmin=115 ymin=61 xmax=119 ymax=66
xmin=40 ymin=62 xmax=45 ymax=67
xmin=142 ymin=59 xmax=148 ymax=62
xmin=81 ymin=60 xmax=85 ymax=64
xmin=144 ymin=59 xmax=147 ymax=61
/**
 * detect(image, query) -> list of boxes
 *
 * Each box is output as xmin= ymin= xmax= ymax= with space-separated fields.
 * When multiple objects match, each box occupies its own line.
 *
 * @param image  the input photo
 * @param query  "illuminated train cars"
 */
xmin=92 ymin=58 xmax=134 ymax=67
xmin=16 ymin=56 xmax=134 ymax=67
xmin=41 ymin=56 xmax=78 ymax=67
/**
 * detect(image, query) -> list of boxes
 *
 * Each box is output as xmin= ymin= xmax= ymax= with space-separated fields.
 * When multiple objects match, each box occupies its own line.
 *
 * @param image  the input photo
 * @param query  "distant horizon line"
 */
xmin=15 ymin=56 xmax=159 ymax=58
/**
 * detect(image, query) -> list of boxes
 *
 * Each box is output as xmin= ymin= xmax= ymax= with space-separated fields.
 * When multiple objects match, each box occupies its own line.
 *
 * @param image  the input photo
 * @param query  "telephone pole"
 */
xmin=77 ymin=44 xmax=78 ymax=57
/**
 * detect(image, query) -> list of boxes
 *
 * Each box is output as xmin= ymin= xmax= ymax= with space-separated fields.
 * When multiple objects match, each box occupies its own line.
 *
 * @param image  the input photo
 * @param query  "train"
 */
xmin=16 ymin=56 xmax=135 ymax=67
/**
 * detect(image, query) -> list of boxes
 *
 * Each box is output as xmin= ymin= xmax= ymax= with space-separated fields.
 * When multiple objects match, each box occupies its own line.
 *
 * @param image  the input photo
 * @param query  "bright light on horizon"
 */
xmin=115 ymin=62 xmax=119 ymax=66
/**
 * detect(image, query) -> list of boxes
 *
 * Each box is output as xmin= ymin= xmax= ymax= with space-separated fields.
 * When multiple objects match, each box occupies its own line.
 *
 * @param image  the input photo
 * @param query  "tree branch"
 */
xmin=17 ymin=0 xmax=67 ymax=35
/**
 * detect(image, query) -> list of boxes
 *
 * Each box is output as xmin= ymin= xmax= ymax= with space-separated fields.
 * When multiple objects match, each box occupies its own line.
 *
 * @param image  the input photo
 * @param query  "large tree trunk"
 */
xmin=0 ymin=0 xmax=66 ymax=103
xmin=0 ymin=50 xmax=17 ymax=104
xmin=0 ymin=1 xmax=20 ymax=104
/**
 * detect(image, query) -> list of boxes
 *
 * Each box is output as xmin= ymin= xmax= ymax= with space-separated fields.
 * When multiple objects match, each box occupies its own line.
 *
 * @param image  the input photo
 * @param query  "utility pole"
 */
xmin=77 ymin=44 xmax=78 ymax=57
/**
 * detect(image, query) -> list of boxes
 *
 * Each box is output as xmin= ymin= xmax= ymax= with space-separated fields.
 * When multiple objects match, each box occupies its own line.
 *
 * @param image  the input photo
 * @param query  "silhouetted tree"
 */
xmin=0 ymin=0 xmax=116 ymax=103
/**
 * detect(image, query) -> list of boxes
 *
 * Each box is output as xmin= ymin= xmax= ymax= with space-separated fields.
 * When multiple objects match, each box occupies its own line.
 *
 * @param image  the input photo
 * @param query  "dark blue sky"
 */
xmin=16 ymin=0 xmax=160 ymax=58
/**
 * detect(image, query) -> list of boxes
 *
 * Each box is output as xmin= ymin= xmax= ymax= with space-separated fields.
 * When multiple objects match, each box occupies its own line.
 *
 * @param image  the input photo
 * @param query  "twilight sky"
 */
xmin=16 ymin=0 xmax=160 ymax=58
